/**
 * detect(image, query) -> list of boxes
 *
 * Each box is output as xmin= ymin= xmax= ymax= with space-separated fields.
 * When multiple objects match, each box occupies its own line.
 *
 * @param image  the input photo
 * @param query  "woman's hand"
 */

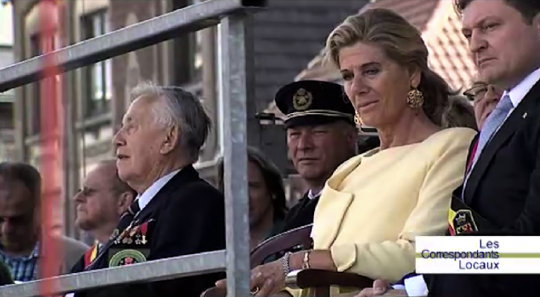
xmin=356 ymin=279 xmax=393 ymax=297
xmin=215 ymin=260 xmax=287 ymax=297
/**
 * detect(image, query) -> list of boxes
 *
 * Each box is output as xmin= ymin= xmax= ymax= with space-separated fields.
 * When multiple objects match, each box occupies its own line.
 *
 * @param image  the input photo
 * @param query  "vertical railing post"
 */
xmin=219 ymin=13 xmax=252 ymax=297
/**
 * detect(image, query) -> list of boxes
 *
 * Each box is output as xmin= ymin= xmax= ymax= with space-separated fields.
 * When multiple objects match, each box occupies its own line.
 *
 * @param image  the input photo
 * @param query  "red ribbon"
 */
xmin=466 ymin=141 xmax=479 ymax=174
xmin=140 ymin=221 xmax=148 ymax=236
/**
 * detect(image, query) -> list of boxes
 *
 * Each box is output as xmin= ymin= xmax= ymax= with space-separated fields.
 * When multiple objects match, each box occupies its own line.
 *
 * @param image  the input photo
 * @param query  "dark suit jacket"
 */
xmin=426 ymin=80 xmax=540 ymax=297
xmin=74 ymin=165 xmax=226 ymax=297
xmin=277 ymin=192 xmax=319 ymax=234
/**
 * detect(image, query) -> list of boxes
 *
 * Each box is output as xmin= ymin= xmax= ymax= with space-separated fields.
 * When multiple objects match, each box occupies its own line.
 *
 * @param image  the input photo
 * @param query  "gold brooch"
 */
xmin=292 ymin=88 xmax=313 ymax=111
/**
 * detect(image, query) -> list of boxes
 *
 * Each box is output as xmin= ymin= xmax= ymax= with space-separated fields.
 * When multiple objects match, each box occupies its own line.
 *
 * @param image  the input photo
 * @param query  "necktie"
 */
xmin=128 ymin=199 xmax=141 ymax=216
xmin=464 ymin=95 xmax=513 ymax=185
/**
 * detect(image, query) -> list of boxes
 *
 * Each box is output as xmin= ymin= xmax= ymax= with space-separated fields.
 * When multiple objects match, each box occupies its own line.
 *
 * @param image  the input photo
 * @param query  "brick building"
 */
xmin=0 ymin=2 xmax=14 ymax=161
xmin=10 ymin=0 xmax=366 ymax=237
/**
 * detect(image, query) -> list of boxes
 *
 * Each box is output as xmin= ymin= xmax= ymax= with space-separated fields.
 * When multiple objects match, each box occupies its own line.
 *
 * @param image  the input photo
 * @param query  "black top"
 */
xmin=277 ymin=192 xmax=320 ymax=234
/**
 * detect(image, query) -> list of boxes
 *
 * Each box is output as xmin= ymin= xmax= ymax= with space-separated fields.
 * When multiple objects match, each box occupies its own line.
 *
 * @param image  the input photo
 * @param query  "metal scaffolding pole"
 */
xmin=0 ymin=251 xmax=226 ymax=297
xmin=219 ymin=13 xmax=253 ymax=297
xmin=0 ymin=0 xmax=265 ymax=92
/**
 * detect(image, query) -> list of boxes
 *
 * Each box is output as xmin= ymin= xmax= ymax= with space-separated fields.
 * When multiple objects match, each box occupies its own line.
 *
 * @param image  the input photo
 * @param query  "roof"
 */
xmin=265 ymin=0 xmax=476 ymax=115
xmin=363 ymin=0 xmax=440 ymax=31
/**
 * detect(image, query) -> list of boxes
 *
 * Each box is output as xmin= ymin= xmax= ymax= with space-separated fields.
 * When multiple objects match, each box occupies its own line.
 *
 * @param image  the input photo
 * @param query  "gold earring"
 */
xmin=407 ymin=89 xmax=424 ymax=108
xmin=354 ymin=114 xmax=362 ymax=126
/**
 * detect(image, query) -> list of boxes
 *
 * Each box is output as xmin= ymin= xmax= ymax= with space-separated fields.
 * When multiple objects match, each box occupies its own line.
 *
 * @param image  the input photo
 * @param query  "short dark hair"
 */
xmin=454 ymin=0 xmax=540 ymax=23
xmin=0 ymin=162 xmax=42 ymax=203
xmin=217 ymin=146 xmax=288 ymax=219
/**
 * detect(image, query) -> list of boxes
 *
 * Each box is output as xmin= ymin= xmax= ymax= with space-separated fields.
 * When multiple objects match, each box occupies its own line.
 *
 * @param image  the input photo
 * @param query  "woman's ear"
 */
xmin=409 ymin=68 xmax=422 ymax=89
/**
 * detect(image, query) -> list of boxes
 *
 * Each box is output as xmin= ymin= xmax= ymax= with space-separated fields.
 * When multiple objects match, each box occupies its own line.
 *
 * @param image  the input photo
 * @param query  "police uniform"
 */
xmin=273 ymin=80 xmax=357 ymax=234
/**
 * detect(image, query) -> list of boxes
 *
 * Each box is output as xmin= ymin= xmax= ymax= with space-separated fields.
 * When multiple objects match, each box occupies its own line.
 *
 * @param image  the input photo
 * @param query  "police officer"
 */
xmin=275 ymin=80 xmax=375 ymax=233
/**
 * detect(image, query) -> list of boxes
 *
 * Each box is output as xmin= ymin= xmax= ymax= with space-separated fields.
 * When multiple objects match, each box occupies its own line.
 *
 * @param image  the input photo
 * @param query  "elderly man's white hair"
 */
xmin=129 ymin=81 xmax=211 ymax=161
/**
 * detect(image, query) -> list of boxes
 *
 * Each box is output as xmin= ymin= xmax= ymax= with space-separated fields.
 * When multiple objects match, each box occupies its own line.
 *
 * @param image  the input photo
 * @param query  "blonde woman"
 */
xmin=216 ymin=8 xmax=476 ymax=297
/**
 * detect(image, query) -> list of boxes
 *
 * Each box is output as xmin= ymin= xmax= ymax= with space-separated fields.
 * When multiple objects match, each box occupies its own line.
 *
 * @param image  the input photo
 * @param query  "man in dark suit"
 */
xmin=356 ymin=1 xmax=540 ymax=296
xmin=427 ymin=1 xmax=540 ymax=296
xmin=72 ymin=82 xmax=225 ymax=297
xmin=273 ymin=80 xmax=366 ymax=234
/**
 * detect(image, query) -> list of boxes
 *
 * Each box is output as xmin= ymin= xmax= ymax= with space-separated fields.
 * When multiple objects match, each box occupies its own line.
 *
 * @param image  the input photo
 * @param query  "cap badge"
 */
xmin=293 ymin=88 xmax=313 ymax=111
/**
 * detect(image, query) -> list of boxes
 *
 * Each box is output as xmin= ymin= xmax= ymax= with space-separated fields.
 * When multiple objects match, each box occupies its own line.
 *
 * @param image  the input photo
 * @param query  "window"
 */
xmin=172 ymin=0 xmax=203 ymax=85
xmin=82 ymin=10 xmax=112 ymax=117
xmin=28 ymin=32 xmax=59 ymax=135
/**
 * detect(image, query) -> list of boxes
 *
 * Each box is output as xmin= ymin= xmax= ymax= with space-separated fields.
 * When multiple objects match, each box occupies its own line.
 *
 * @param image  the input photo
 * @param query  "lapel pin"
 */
xmin=523 ymin=112 xmax=528 ymax=119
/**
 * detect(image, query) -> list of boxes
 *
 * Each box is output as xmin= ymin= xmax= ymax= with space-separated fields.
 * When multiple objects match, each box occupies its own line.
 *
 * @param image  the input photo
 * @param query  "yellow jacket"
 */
xmin=293 ymin=127 xmax=476 ymax=296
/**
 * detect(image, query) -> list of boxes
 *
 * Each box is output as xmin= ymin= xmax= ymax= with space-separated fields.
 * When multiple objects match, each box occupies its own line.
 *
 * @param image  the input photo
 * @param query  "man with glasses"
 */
xmin=357 ymin=0 xmax=540 ymax=295
xmin=463 ymin=81 xmax=503 ymax=129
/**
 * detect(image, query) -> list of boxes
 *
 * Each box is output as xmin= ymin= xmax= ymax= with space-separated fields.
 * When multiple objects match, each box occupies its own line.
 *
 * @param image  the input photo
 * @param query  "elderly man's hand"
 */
xmin=355 ymin=279 xmax=407 ymax=297
xmin=215 ymin=260 xmax=286 ymax=297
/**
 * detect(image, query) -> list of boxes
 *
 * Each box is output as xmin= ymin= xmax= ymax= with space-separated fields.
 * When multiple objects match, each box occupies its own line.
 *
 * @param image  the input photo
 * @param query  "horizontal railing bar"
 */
xmin=0 ymin=250 xmax=226 ymax=297
xmin=0 ymin=0 xmax=266 ymax=92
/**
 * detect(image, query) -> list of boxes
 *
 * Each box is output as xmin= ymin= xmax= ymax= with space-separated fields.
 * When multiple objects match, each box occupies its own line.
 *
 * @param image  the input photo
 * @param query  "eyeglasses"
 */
xmin=463 ymin=83 xmax=489 ymax=101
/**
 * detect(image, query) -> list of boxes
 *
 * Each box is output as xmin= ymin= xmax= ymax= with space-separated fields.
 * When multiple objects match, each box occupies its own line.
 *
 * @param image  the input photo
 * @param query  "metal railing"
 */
xmin=0 ymin=0 xmax=266 ymax=296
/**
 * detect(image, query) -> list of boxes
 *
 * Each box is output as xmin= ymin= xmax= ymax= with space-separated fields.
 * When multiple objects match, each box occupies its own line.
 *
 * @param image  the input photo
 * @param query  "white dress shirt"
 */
xmin=307 ymin=189 xmax=322 ymax=200
xmin=137 ymin=169 xmax=181 ymax=211
xmin=307 ymin=189 xmax=322 ymax=239
xmin=401 ymin=66 xmax=540 ymax=296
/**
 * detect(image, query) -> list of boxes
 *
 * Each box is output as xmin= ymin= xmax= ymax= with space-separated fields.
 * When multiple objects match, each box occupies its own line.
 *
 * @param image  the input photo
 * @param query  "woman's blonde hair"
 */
xmin=324 ymin=8 xmax=454 ymax=126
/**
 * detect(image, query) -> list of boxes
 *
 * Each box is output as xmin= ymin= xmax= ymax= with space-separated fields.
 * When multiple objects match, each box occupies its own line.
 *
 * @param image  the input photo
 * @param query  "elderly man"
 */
xmin=69 ymin=160 xmax=135 ymax=273
xmin=273 ymin=80 xmax=361 ymax=234
xmin=464 ymin=80 xmax=503 ymax=129
xmin=74 ymin=82 xmax=225 ymax=297
xmin=0 ymin=162 xmax=88 ymax=282
xmin=75 ymin=160 xmax=135 ymax=244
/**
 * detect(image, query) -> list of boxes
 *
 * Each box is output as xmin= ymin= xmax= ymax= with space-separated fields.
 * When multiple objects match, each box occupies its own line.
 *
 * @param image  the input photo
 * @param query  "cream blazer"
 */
xmin=295 ymin=128 xmax=476 ymax=296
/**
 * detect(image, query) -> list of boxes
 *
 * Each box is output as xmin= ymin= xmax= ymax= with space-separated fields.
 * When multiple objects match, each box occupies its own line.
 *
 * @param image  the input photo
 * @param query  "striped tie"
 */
xmin=463 ymin=95 xmax=513 ymax=191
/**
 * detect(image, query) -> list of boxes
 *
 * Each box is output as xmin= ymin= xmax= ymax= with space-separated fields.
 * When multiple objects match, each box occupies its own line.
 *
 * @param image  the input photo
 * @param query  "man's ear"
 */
xmin=117 ymin=191 xmax=134 ymax=215
xmin=160 ymin=125 xmax=179 ymax=155
xmin=533 ymin=13 xmax=540 ymax=37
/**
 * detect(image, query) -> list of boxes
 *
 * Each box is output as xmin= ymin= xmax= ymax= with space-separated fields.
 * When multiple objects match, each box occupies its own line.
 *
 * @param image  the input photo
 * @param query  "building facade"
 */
xmin=10 ymin=0 xmax=366 ymax=238
xmin=0 ymin=2 xmax=14 ymax=161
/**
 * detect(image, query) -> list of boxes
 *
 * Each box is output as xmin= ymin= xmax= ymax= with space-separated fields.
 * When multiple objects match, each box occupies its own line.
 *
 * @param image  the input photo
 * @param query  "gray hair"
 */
xmin=129 ymin=81 xmax=211 ymax=161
